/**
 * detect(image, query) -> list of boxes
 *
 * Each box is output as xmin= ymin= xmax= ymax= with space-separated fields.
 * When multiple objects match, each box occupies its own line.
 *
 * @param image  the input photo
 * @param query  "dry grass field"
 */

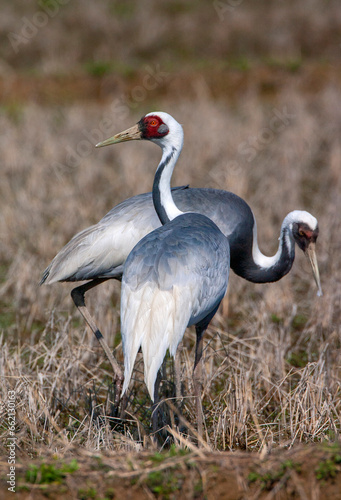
xmin=1 ymin=1 xmax=341 ymax=498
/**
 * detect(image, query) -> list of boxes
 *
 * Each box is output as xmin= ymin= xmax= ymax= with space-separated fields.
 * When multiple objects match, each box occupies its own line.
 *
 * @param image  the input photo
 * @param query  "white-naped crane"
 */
xmin=97 ymin=112 xmax=231 ymax=436
xmin=40 ymin=114 xmax=322 ymax=410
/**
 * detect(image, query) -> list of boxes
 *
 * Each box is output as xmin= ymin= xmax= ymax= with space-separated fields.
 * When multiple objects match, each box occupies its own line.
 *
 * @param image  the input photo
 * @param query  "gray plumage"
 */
xmin=121 ymin=212 xmax=230 ymax=398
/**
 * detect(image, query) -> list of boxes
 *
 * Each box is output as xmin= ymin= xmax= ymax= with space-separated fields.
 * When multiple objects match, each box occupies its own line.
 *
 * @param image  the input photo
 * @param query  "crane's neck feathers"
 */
xmin=251 ymin=220 xmax=293 ymax=273
xmin=151 ymin=114 xmax=184 ymax=225
xmin=153 ymin=146 xmax=183 ymax=224
xmin=249 ymin=210 xmax=318 ymax=282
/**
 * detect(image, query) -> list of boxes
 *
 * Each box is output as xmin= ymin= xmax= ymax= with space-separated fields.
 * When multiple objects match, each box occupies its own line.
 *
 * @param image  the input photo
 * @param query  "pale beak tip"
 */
xmin=95 ymin=137 xmax=116 ymax=148
xmin=305 ymin=243 xmax=322 ymax=299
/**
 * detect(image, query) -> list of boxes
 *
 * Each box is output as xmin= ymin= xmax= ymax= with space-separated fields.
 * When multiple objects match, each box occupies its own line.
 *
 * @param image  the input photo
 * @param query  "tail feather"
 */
xmin=121 ymin=286 xmax=154 ymax=396
xmin=121 ymin=283 xmax=191 ymax=400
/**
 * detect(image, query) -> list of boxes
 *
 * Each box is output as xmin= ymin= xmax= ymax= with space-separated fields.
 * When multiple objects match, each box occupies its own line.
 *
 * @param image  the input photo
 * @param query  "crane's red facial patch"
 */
xmin=297 ymin=223 xmax=318 ymax=242
xmin=293 ymin=222 xmax=319 ymax=251
xmin=299 ymin=228 xmax=313 ymax=239
xmin=138 ymin=115 xmax=169 ymax=140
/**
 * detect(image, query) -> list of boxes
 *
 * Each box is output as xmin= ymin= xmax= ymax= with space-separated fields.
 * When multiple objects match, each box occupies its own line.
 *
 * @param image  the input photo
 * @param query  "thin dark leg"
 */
xmin=193 ymin=305 xmax=220 ymax=440
xmin=174 ymin=349 xmax=182 ymax=401
xmin=193 ymin=325 xmax=205 ymax=440
xmin=71 ymin=278 xmax=123 ymax=407
xmin=152 ymin=370 xmax=162 ymax=434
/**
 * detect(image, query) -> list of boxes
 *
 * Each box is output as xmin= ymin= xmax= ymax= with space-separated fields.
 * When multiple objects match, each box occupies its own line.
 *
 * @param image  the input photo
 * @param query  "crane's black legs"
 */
xmin=174 ymin=349 xmax=182 ymax=400
xmin=193 ymin=306 xmax=219 ymax=441
xmin=152 ymin=371 xmax=162 ymax=435
xmin=193 ymin=325 xmax=205 ymax=440
xmin=71 ymin=279 xmax=124 ymax=409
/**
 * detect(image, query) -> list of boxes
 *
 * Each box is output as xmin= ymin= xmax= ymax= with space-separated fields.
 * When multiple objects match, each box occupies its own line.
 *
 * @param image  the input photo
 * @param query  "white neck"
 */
xmin=152 ymin=116 xmax=184 ymax=224
xmin=251 ymin=212 xmax=295 ymax=269
xmin=251 ymin=210 xmax=318 ymax=271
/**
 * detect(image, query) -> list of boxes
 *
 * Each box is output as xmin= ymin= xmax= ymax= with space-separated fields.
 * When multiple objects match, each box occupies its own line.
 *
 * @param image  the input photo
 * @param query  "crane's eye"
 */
xmin=150 ymin=119 xmax=158 ymax=126
xmin=299 ymin=229 xmax=305 ymax=237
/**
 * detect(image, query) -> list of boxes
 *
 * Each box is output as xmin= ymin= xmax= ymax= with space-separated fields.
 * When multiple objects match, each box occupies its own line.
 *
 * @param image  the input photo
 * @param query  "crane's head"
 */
xmin=96 ymin=112 xmax=183 ymax=151
xmin=286 ymin=210 xmax=322 ymax=296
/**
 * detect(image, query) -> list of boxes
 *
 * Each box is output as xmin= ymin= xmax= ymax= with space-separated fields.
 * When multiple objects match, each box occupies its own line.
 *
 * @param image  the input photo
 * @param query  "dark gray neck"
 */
xmin=231 ymin=226 xmax=296 ymax=283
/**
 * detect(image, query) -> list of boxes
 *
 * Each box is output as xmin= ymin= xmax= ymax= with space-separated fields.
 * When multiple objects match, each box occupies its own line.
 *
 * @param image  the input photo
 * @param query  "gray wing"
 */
xmin=41 ymin=186 xmax=251 ymax=284
xmin=123 ymin=213 xmax=230 ymax=325
xmin=173 ymin=188 xmax=254 ymax=266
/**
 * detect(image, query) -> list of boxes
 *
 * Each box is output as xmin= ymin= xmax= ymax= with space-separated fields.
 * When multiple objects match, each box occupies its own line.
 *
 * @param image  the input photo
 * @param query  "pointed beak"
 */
xmin=305 ymin=242 xmax=323 ymax=297
xmin=96 ymin=123 xmax=141 ymax=147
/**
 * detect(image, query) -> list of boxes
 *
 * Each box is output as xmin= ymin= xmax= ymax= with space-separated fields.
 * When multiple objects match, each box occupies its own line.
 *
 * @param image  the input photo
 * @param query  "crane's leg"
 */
xmin=174 ymin=350 xmax=182 ymax=401
xmin=193 ymin=325 xmax=205 ymax=440
xmin=193 ymin=306 xmax=219 ymax=441
xmin=71 ymin=279 xmax=124 ymax=407
xmin=152 ymin=370 xmax=162 ymax=435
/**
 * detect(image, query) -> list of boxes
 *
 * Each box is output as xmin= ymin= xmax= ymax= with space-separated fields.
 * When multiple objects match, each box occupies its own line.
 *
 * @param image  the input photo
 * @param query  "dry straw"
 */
xmin=1 ymin=85 xmax=340 ymax=456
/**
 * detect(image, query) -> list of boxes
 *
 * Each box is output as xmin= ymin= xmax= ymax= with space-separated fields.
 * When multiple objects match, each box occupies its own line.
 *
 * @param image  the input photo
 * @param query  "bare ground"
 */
xmin=1 ymin=443 xmax=341 ymax=499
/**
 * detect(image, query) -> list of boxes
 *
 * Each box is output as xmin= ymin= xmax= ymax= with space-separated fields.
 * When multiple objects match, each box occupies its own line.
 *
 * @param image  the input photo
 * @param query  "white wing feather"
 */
xmin=121 ymin=282 xmax=193 ymax=400
xmin=43 ymin=217 xmax=156 ymax=283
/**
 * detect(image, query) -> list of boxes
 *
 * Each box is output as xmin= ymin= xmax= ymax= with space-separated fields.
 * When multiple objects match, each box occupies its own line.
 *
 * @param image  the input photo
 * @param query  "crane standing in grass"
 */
xmin=40 ymin=112 xmax=322 ymax=411
xmin=96 ymin=112 xmax=231 ymax=434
